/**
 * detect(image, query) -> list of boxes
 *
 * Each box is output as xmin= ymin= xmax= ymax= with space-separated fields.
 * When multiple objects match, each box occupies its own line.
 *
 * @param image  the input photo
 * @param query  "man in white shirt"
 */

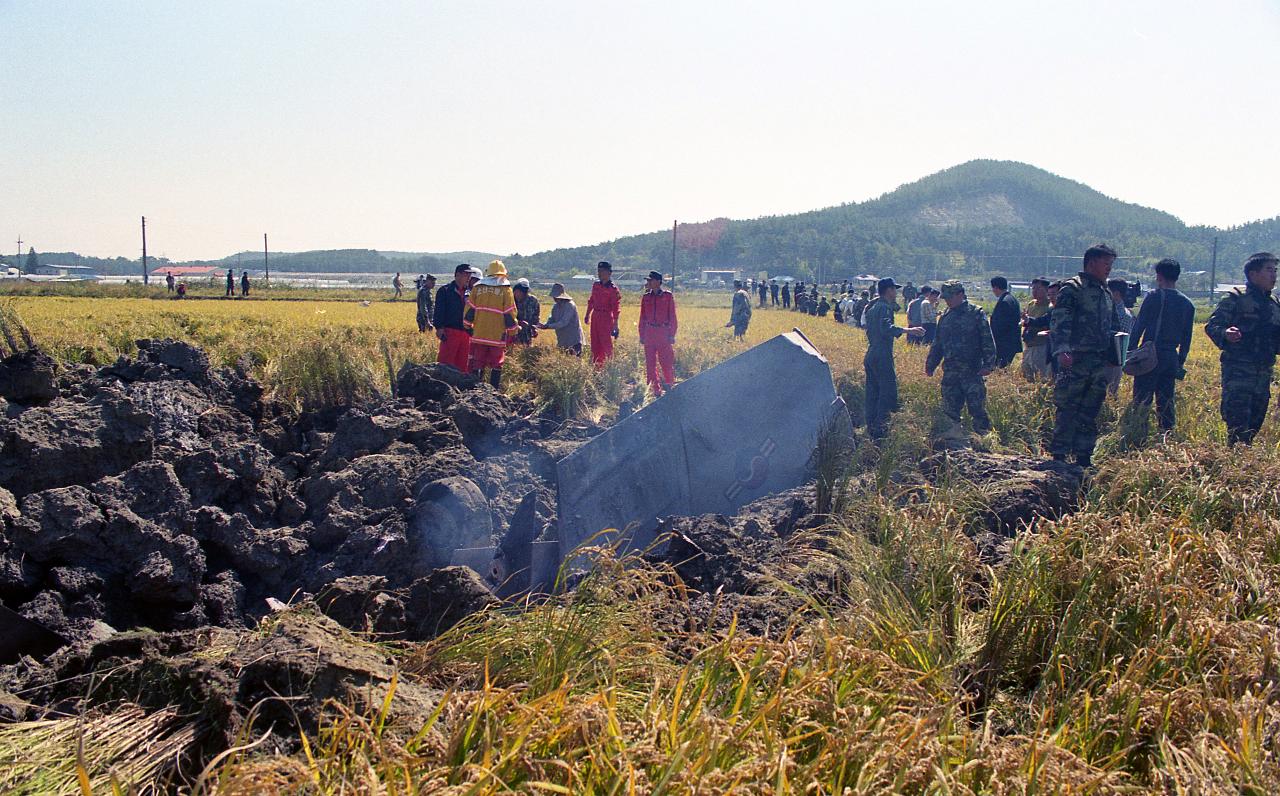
xmin=919 ymin=286 xmax=939 ymax=343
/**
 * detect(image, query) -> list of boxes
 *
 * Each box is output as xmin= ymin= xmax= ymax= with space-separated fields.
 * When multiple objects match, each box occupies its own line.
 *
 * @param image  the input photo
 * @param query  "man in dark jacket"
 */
xmin=989 ymin=276 xmax=1022 ymax=367
xmin=1049 ymin=245 xmax=1118 ymax=467
xmin=770 ymin=280 xmax=780 ymax=306
xmin=1128 ymin=259 xmax=1195 ymax=432
xmin=1204 ymin=252 xmax=1280 ymax=445
xmin=864 ymin=278 xmax=925 ymax=439
xmin=781 ymin=282 xmax=791 ymax=309
xmin=435 ymin=264 xmax=476 ymax=372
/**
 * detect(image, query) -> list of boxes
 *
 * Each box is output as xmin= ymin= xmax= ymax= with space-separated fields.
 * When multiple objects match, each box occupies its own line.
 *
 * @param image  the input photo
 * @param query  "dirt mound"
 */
xmin=2 ymin=611 xmax=444 ymax=759
xmin=653 ymin=487 xmax=824 ymax=636
xmin=0 ymin=341 xmax=557 ymax=655
xmin=921 ymin=448 xmax=1084 ymax=559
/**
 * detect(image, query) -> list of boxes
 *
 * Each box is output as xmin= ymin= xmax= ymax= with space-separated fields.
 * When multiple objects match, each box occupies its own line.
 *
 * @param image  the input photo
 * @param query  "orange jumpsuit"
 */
xmin=638 ymin=288 xmax=678 ymax=394
xmin=585 ymin=280 xmax=621 ymax=366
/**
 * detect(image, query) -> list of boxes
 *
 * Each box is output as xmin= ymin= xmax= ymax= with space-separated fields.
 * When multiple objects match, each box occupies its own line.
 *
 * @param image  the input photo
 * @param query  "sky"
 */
xmin=3 ymin=0 xmax=1278 ymax=261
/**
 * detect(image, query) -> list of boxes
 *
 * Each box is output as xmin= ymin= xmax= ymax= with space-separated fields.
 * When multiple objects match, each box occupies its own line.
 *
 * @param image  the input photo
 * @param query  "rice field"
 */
xmin=3 ymin=286 xmax=1279 ymax=793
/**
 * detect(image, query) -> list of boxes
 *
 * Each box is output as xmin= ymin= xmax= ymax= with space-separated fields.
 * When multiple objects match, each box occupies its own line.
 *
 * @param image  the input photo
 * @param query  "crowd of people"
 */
xmin=405 ymin=247 xmax=1280 ymax=461
xmin=851 ymin=246 xmax=1280 ymax=467
xmin=411 ymin=260 xmax=681 ymax=397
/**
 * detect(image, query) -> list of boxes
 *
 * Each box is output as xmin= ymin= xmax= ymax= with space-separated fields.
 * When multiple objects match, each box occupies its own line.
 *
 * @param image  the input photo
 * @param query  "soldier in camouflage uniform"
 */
xmin=863 ymin=277 xmax=925 ymax=439
xmin=925 ymin=280 xmax=997 ymax=434
xmin=1048 ymin=244 xmax=1119 ymax=468
xmin=1204 ymin=252 xmax=1280 ymax=445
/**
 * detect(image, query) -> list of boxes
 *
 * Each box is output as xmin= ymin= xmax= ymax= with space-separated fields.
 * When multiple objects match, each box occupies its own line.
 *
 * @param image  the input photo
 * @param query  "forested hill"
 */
xmin=4 ymin=249 xmax=501 ymax=277
xmin=504 ymin=160 xmax=1279 ymax=284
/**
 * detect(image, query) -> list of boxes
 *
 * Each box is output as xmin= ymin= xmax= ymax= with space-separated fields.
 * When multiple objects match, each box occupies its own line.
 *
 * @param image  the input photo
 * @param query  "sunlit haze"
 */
xmin=4 ymin=0 xmax=1278 ymax=260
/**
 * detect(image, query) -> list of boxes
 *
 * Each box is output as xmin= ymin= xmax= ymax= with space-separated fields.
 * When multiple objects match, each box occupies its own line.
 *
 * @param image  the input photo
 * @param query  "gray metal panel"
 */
xmin=556 ymin=331 xmax=842 ymax=562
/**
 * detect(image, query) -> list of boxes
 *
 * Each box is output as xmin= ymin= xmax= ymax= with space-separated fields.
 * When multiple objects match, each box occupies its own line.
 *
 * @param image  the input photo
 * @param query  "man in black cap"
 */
xmin=1205 ymin=252 xmax=1280 ymax=444
xmin=770 ymin=279 xmax=780 ymax=306
xmin=863 ymin=277 xmax=925 ymax=439
xmin=781 ymin=281 xmax=791 ymax=309
xmin=434 ymin=264 xmax=475 ymax=372
xmin=639 ymin=270 xmax=678 ymax=395
xmin=585 ymin=261 xmax=621 ymax=367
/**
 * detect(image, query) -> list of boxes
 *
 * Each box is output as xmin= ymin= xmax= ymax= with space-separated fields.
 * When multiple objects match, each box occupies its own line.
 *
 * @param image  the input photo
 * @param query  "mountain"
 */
xmin=10 ymin=161 xmax=1274 ymax=283
xmin=505 ymin=160 xmax=1278 ymax=284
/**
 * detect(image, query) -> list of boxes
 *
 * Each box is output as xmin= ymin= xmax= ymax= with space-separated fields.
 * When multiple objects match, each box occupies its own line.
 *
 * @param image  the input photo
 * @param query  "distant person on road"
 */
xmin=990 ymin=276 xmax=1022 ymax=367
xmin=435 ymin=264 xmax=476 ymax=372
xmin=240 ymin=271 xmax=250 ymax=297
xmin=1204 ymin=252 xmax=1280 ymax=445
xmin=512 ymin=278 xmax=541 ymax=345
xmin=585 ymin=261 xmax=621 ymax=367
xmin=639 ymin=270 xmax=678 ymax=396
xmin=541 ymin=283 xmax=583 ymax=355
xmin=1049 ymin=244 xmax=1119 ymax=468
xmin=393 ymin=272 xmax=403 ymax=299
xmin=1104 ymin=278 xmax=1136 ymax=396
xmin=1128 ymin=259 xmax=1196 ymax=434
xmin=225 ymin=268 xmax=235 ymax=297
xmin=864 ymin=277 xmax=925 ymax=440
xmin=165 ymin=272 xmax=175 ymax=293
xmin=727 ymin=280 xmax=752 ymax=340
xmin=464 ymin=260 xmax=518 ymax=389
xmin=770 ymin=280 xmax=780 ymax=306
xmin=926 ymin=280 xmax=997 ymax=435
xmin=1020 ymin=277 xmax=1054 ymax=380
xmin=781 ymin=282 xmax=791 ymax=309
xmin=416 ymin=274 xmax=437 ymax=333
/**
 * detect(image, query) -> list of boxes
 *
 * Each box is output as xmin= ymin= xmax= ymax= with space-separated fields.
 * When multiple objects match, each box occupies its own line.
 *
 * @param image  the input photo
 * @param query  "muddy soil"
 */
xmin=0 ymin=342 xmax=564 ymax=651
xmin=0 ymin=339 xmax=1085 ymax=782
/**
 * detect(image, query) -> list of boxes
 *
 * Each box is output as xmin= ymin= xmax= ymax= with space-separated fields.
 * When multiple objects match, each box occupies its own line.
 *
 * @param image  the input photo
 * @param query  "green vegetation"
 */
xmin=506 ymin=160 xmax=1280 ymax=285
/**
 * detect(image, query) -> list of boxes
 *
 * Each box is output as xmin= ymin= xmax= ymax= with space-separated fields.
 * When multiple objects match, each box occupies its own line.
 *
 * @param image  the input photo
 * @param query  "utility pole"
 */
xmin=141 ymin=216 xmax=149 ymax=285
xmin=263 ymin=233 xmax=269 ymax=285
xmin=670 ymin=220 xmax=677 ymax=289
xmin=15 ymin=235 xmax=21 ymax=274
xmin=1208 ymin=236 xmax=1218 ymax=301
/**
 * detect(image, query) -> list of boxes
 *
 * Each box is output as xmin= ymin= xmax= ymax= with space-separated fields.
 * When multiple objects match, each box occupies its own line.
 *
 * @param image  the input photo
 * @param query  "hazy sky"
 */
xmin=4 ymin=0 xmax=1278 ymax=260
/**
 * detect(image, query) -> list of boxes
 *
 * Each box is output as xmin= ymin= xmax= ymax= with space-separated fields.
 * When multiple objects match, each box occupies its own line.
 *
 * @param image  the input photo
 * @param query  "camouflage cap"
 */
xmin=939 ymin=280 xmax=965 ymax=298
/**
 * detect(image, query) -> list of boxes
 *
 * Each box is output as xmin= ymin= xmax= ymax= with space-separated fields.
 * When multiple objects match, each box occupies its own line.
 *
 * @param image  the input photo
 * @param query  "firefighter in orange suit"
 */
xmin=464 ymin=260 xmax=518 ymax=388
xmin=585 ymin=260 xmax=621 ymax=367
xmin=639 ymin=270 xmax=678 ymax=396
